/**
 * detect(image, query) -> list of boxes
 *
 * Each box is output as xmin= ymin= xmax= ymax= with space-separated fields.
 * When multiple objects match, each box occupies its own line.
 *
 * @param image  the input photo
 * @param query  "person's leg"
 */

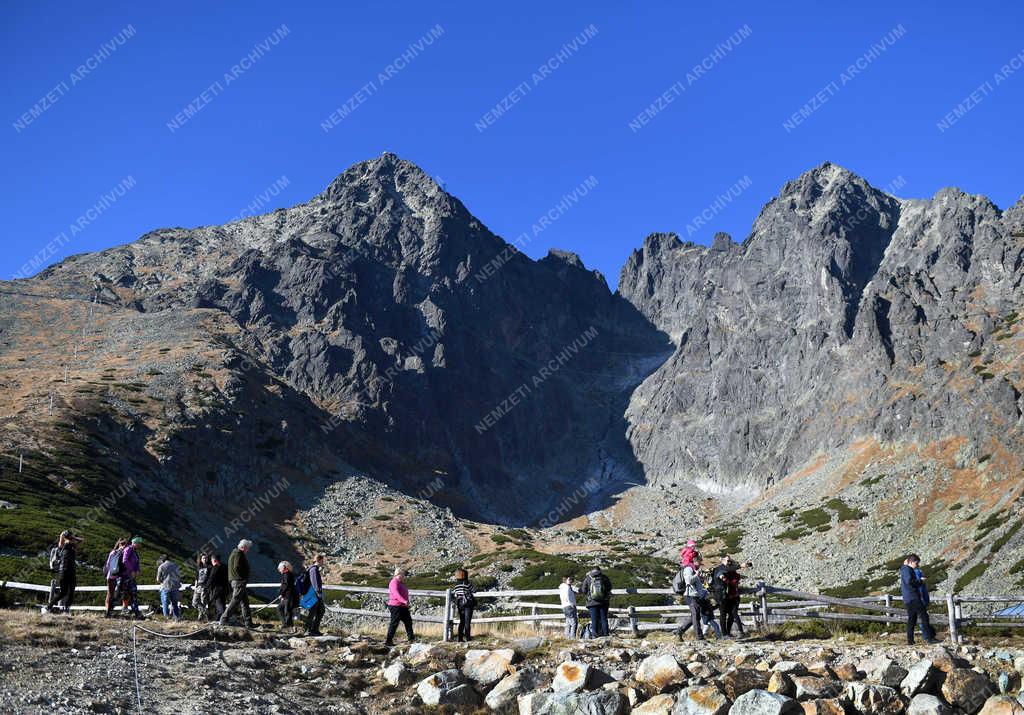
xmin=906 ymin=603 xmax=919 ymax=645
xmin=385 ymin=606 xmax=400 ymax=644
xmin=563 ymin=607 xmax=575 ymax=638
xmin=160 ymin=590 xmax=170 ymax=617
xmin=61 ymin=579 xmax=75 ymax=612
xmin=732 ymin=600 xmax=745 ymax=635
xmin=720 ymin=600 xmax=730 ymax=635
xmin=106 ymin=579 xmax=116 ymax=616
xmin=172 ymin=590 xmax=181 ymax=619
xmin=687 ymin=597 xmax=704 ymax=640
xmin=600 ymin=605 xmax=610 ymax=636
xmin=239 ymin=583 xmax=252 ymax=626
xmin=587 ymin=606 xmax=599 ymax=637
xmin=918 ymin=605 xmax=935 ymax=641
xmin=313 ymin=601 xmax=325 ymax=633
xmin=221 ymin=581 xmax=242 ymax=623
xmin=464 ymin=607 xmax=473 ymax=641
xmin=129 ymin=579 xmax=142 ymax=616
xmin=277 ymin=601 xmax=287 ymax=626
xmin=456 ymin=607 xmax=466 ymax=641
xmin=401 ymin=607 xmax=415 ymax=641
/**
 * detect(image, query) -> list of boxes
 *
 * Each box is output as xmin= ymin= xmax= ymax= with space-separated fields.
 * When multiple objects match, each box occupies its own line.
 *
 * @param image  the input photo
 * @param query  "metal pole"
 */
xmin=18 ymin=453 xmax=23 ymax=473
xmin=530 ymin=605 xmax=538 ymax=632
xmin=946 ymin=593 xmax=959 ymax=645
xmin=442 ymin=589 xmax=452 ymax=642
xmin=628 ymin=605 xmax=639 ymax=638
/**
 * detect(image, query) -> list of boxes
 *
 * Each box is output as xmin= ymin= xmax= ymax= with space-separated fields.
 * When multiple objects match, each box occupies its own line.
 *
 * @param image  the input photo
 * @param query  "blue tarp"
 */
xmin=994 ymin=603 xmax=1024 ymax=617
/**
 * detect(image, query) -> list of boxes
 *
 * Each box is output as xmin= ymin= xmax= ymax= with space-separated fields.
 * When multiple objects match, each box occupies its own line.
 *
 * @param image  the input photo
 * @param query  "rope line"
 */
xmin=130 ymin=625 xmax=142 ymax=713
xmin=134 ymin=623 xmax=213 ymax=639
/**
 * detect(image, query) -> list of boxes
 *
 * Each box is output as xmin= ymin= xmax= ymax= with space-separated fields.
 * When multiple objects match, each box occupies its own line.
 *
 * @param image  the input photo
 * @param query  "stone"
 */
xmin=462 ymin=648 xmax=516 ymax=685
xmin=720 ymin=669 xmax=771 ymax=699
xmin=670 ymin=684 xmax=730 ymax=715
xmin=633 ymin=694 xmax=676 ymax=714
xmin=512 ymin=637 xmax=547 ymax=655
xmin=573 ymin=690 xmax=629 ymax=715
xmin=689 ymin=662 xmax=715 ymax=679
xmin=941 ymin=668 xmax=997 ymax=714
xmin=805 ymin=662 xmax=835 ymax=679
xmin=636 ymin=654 xmax=689 ymax=693
xmin=833 ymin=663 xmax=861 ymax=681
xmin=901 ymin=659 xmax=941 ymax=698
xmin=859 ymin=655 xmax=909 ymax=687
xmin=381 ymin=661 xmax=414 ymax=687
xmin=729 ymin=690 xmax=802 ymax=715
xmin=800 ymin=699 xmax=847 ymax=715
xmin=907 ymin=694 xmax=954 ymax=715
xmin=553 ymin=660 xmax=591 ymax=694
xmin=978 ymin=696 xmax=1024 ymax=715
xmin=791 ymin=676 xmax=842 ymax=700
xmin=485 ymin=668 xmax=545 ymax=714
xmin=772 ymin=662 xmax=808 ymax=676
xmin=518 ymin=692 xmax=553 ymax=715
xmin=415 ymin=669 xmax=479 ymax=708
xmin=768 ymin=672 xmax=795 ymax=697
xmin=845 ymin=682 xmax=904 ymax=714
xmin=406 ymin=642 xmax=446 ymax=666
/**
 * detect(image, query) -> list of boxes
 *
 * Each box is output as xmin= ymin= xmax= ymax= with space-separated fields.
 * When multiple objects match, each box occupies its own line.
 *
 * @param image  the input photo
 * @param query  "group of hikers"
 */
xmin=42 ymin=529 xmax=942 ymax=646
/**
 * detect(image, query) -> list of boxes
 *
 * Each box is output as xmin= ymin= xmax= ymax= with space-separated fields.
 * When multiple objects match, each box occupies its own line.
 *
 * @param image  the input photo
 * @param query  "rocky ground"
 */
xmin=2 ymin=609 xmax=1023 ymax=715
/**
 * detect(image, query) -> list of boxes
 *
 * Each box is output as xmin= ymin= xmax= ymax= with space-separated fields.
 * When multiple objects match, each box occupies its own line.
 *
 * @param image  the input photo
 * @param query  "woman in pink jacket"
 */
xmin=385 ymin=567 xmax=415 ymax=646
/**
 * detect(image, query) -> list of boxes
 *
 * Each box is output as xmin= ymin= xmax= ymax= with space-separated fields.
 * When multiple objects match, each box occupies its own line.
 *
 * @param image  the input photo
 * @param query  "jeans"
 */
xmin=386 ymin=605 xmax=414 ymax=644
xmin=220 ymin=580 xmax=252 ymax=626
xmin=587 ymin=604 xmax=609 ymax=637
xmin=563 ymin=606 xmax=578 ymax=638
xmin=906 ymin=600 xmax=934 ymax=644
xmin=160 ymin=589 xmax=181 ymax=618
xmin=456 ymin=605 xmax=474 ymax=640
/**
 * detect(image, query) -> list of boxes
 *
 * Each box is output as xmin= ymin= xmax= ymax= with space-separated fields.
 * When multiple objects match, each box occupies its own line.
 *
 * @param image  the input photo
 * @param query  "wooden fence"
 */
xmin=3 ymin=579 xmax=1021 ymax=644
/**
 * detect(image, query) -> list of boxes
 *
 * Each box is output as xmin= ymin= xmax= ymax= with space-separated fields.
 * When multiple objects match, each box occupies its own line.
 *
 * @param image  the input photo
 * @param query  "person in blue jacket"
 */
xmin=900 ymin=554 xmax=938 ymax=645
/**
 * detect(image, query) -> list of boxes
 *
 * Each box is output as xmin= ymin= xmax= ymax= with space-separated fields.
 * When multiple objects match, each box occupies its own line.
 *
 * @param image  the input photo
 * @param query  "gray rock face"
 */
xmin=618 ymin=162 xmax=1024 ymax=494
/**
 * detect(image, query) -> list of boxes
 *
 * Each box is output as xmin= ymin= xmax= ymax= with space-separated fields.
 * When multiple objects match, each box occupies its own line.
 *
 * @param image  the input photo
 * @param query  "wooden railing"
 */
xmin=3 ymin=579 xmax=1021 ymax=644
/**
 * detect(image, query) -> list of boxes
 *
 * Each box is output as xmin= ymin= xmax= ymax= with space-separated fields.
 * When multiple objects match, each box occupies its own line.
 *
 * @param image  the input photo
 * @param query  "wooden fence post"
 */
xmin=628 ymin=605 xmax=639 ymax=638
xmin=946 ymin=593 xmax=958 ymax=645
xmin=757 ymin=581 xmax=768 ymax=630
xmin=442 ymin=589 xmax=452 ymax=642
xmin=885 ymin=594 xmax=893 ymax=626
xmin=530 ymin=605 xmax=538 ymax=632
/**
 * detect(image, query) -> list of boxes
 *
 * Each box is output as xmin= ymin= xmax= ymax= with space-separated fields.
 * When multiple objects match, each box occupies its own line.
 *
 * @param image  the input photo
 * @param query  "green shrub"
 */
xmin=824 ymin=498 xmax=868 ymax=521
xmin=954 ymin=562 xmax=989 ymax=591
xmin=991 ymin=522 xmax=1022 ymax=553
xmin=797 ymin=508 xmax=831 ymax=529
xmin=775 ymin=528 xmax=810 ymax=541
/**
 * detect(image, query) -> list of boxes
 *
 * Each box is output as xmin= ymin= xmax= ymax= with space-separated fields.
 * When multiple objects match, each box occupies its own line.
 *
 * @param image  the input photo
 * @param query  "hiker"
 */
xmin=680 ymin=539 xmax=701 ymax=568
xmin=103 ymin=538 xmax=127 ymax=618
xmin=219 ymin=539 xmax=254 ymax=628
xmin=156 ymin=555 xmax=183 ymax=620
xmin=304 ymin=554 xmax=326 ymax=637
xmin=121 ymin=536 xmax=145 ymax=619
xmin=900 ymin=554 xmax=938 ymax=645
xmin=581 ymin=567 xmax=612 ymax=637
xmin=674 ymin=554 xmax=719 ymax=640
xmin=208 ymin=554 xmax=229 ymax=621
xmin=47 ymin=530 xmax=83 ymax=614
xmin=192 ymin=554 xmax=211 ymax=621
xmin=712 ymin=556 xmax=750 ymax=637
xmin=914 ymin=561 xmax=932 ymax=640
xmin=452 ymin=568 xmax=476 ymax=642
xmin=558 ymin=574 xmax=579 ymax=639
xmin=277 ymin=561 xmax=298 ymax=630
xmin=385 ymin=567 xmax=415 ymax=646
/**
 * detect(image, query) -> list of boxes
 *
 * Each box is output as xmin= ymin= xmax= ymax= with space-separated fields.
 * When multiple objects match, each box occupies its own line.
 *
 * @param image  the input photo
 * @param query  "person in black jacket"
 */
xmin=900 ymin=554 xmax=939 ymax=645
xmin=277 ymin=561 xmax=298 ymax=629
xmin=192 ymin=554 xmax=211 ymax=621
xmin=207 ymin=554 xmax=230 ymax=621
xmin=452 ymin=568 xmax=476 ymax=642
xmin=47 ymin=530 xmax=83 ymax=614
xmin=580 ymin=567 xmax=612 ymax=637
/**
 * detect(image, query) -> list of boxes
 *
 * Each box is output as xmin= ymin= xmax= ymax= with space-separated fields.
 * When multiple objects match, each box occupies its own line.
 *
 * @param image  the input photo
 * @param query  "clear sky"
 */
xmin=3 ymin=1 xmax=1022 ymax=286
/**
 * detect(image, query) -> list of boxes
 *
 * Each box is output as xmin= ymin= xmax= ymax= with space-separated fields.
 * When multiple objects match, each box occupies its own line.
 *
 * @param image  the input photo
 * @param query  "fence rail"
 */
xmin=2 ymin=579 xmax=1020 ymax=644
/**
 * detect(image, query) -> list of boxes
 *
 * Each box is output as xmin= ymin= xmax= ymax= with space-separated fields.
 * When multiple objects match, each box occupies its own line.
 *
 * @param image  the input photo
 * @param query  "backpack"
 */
xmin=709 ymin=567 xmax=727 ymax=599
xmin=105 ymin=548 xmax=123 ymax=578
xmin=671 ymin=569 xmax=686 ymax=595
xmin=588 ymin=575 xmax=608 ymax=602
xmin=48 ymin=545 xmax=61 ymax=571
xmin=294 ymin=569 xmax=309 ymax=599
xmin=455 ymin=588 xmax=476 ymax=609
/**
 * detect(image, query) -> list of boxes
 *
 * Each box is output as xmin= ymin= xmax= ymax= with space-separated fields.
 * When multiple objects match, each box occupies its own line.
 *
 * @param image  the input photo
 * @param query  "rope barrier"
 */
xmin=130 ymin=625 xmax=142 ymax=713
xmin=134 ymin=623 xmax=213 ymax=639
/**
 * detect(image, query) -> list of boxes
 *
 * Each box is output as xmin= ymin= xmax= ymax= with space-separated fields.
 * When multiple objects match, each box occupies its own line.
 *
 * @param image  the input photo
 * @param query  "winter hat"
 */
xmin=686 ymin=539 xmax=697 ymax=547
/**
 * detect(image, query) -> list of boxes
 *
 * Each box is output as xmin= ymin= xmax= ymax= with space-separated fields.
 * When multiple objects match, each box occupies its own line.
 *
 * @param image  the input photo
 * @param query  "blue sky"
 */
xmin=3 ymin=1 xmax=1022 ymax=286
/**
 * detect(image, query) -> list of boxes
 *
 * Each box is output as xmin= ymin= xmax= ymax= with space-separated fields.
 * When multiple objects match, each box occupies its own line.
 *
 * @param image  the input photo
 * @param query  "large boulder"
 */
xmin=768 ymin=672 xmax=795 ymax=697
xmin=729 ymin=690 xmax=802 ymax=715
xmin=907 ymin=694 xmax=954 ymax=715
xmin=485 ymin=668 xmax=546 ymax=714
xmin=721 ymin=669 xmax=771 ymax=699
xmin=772 ymin=662 xmax=808 ymax=676
xmin=671 ymin=684 xmax=730 ymax=715
xmin=791 ymin=676 xmax=842 ymax=700
xmin=553 ymin=660 xmax=592 ymax=694
xmin=415 ymin=669 xmax=480 ymax=708
xmin=573 ymin=690 xmax=629 ymax=715
xmin=800 ymin=700 xmax=847 ymax=715
xmin=978 ymin=695 xmax=1024 ymax=715
xmin=833 ymin=663 xmax=861 ymax=681
xmin=406 ymin=642 xmax=448 ymax=666
xmin=633 ymin=694 xmax=676 ymax=714
xmin=462 ymin=647 xmax=516 ymax=686
xmin=519 ymin=692 xmax=553 ymax=715
xmin=859 ymin=655 xmax=909 ymax=688
xmin=941 ymin=668 xmax=997 ymax=714
xmin=901 ymin=660 xmax=942 ymax=698
xmin=637 ymin=654 xmax=689 ymax=693
xmin=381 ymin=660 xmax=414 ymax=687
xmin=845 ymin=682 xmax=904 ymax=714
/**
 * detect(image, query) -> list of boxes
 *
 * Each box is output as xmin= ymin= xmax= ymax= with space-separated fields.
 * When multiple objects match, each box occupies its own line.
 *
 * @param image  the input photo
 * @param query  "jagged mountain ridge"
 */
xmin=618 ymin=162 xmax=1023 ymax=498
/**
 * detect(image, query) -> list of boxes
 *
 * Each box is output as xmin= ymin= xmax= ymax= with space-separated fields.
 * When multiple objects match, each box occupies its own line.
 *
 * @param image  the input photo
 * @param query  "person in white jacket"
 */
xmin=156 ymin=556 xmax=183 ymax=620
xmin=558 ymin=575 xmax=578 ymax=638
xmin=676 ymin=556 xmax=721 ymax=640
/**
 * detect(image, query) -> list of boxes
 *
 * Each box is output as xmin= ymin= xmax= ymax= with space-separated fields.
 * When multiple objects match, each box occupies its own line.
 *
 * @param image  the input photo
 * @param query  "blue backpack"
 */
xmin=295 ymin=568 xmax=319 ymax=608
